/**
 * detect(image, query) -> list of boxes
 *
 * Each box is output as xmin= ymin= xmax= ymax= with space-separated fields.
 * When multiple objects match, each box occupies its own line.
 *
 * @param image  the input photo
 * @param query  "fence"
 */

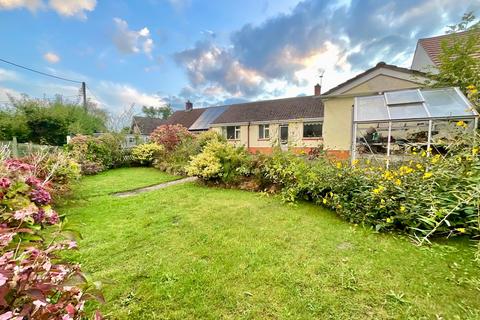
xmin=0 ymin=138 xmax=57 ymax=158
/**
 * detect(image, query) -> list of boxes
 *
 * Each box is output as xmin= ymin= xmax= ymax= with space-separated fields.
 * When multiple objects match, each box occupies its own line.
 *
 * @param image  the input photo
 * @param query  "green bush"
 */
xmin=132 ymin=143 xmax=164 ymax=165
xmin=155 ymin=130 xmax=225 ymax=175
xmin=186 ymin=140 xmax=251 ymax=183
xmin=66 ymin=133 xmax=127 ymax=175
xmin=259 ymin=128 xmax=480 ymax=241
xmin=0 ymin=96 xmax=106 ymax=145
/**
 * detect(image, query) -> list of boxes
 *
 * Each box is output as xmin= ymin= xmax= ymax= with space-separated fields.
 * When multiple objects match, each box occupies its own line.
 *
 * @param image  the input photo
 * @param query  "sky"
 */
xmin=0 ymin=0 xmax=479 ymax=114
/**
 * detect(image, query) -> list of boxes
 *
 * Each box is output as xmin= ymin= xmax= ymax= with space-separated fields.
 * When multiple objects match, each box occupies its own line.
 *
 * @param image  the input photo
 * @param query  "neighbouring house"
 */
xmin=164 ymin=101 xmax=228 ymax=132
xmin=165 ymin=62 xmax=478 ymax=159
xmin=411 ymin=30 xmax=480 ymax=73
xmin=127 ymin=116 xmax=167 ymax=147
xmin=209 ymin=94 xmax=324 ymax=154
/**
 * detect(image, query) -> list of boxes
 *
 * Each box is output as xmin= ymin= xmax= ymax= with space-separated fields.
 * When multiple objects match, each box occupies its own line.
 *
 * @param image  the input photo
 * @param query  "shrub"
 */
xmin=186 ymin=140 xmax=252 ymax=183
xmin=150 ymin=125 xmax=193 ymax=152
xmin=132 ymin=143 xmax=164 ymax=165
xmin=22 ymin=149 xmax=81 ymax=198
xmin=66 ymin=134 xmax=127 ymax=175
xmin=155 ymin=130 xmax=225 ymax=175
xmin=0 ymin=155 xmax=102 ymax=319
xmin=259 ymin=127 xmax=480 ymax=242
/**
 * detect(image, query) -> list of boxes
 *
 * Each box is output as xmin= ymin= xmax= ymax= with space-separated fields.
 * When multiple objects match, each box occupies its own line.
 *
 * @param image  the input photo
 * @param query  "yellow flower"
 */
xmin=466 ymin=84 xmax=476 ymax=90
xmin=336 ymin=162 xmax=342 ymax=169
xmin=472 ymin=147 xmax=479 ymax=155
xmin=456 ymin=228 xmax=466 ymax=233
xmin=382 ymin=171 xmax=394 ymax=180
xmin=431 ymin=154 xmax=441 ymax=164
xmin=372 ymin=186 xmax=385 ymax=194
xmin=416 ymin=164 xmax=423 ymax=170
xmin=352 ymin=159 xmax=359 ymax=166
xmin=394 ymin=179 xmax=401 ymax=186
xmin=386 ymin=217 xmax=392 ymax=223
xmin=400 ymin=206 xmax=406 ymax=213
xmin=456 ymin=120 xmax=468 ymax=128
xmin=470 ymin=88 xmax=478 ymax=94
xmin=322 ymin=198 xmax=327 ymax=204
xmin=421 ymin=151 xmax=427 ymax=157
xmin=423 ymin=172 xmax=433 ymax=179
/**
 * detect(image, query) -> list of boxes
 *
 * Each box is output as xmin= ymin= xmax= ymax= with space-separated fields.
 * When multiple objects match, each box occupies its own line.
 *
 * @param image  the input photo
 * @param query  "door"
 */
xmin=279 ymin=124 xmax=289 ymax=151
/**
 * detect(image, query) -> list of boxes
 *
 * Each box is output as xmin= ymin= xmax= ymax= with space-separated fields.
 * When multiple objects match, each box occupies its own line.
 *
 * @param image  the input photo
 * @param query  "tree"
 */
xmin=142 ymin=104 xmax=173 ymax=119
xmin=428 ymin=12 xmax=480 ymax=109
xmin=0 ymin=95 xmax=107 ymax=145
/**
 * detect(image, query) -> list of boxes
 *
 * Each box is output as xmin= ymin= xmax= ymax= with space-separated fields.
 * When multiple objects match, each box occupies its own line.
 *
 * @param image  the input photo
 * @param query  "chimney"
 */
xmin=314 ymin=83 xmax=321 ymax=96
xmin=185 ymin=100 xmax=193 ymax=111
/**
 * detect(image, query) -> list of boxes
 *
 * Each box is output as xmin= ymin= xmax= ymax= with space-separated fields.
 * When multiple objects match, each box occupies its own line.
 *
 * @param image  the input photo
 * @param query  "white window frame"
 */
xmin=258 ymin=124 xmax=270 ymax=139
xmin=223 ymin=126 xmax=241 ymax=140
xmin=303 ymin=122 xmax=323 ymax=138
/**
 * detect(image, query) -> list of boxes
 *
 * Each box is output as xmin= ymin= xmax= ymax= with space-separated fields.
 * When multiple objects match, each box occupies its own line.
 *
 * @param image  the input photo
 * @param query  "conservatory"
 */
xmin=352 ymin=87 xmax=479 ymax=163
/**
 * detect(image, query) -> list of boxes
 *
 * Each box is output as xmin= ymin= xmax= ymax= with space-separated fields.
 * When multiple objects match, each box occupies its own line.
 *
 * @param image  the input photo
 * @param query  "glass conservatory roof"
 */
xmin=354 ymin=87 xmax=478 ymax=122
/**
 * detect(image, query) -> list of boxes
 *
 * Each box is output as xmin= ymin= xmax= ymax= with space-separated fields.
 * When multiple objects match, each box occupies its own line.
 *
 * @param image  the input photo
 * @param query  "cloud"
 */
xmin=96 ymin=81 xmax=165 ymax=109
xmin=166 ymin=0 xmax=190 ymax=11
xmin=0 ymin=86 xmax=22 ymax=102
xmin=43 ymin=52 xmax=60 ymax=64
xmin=112 ymin=18 xmax=154 ymax=57
xmin=175 ymin=0 xmax=479 ymax=101
xmin=174 ymin=40 xmax=266 ymax=98
xmin=0 ymin=0 xmax=96 ymax=18
xmin=48 ymin=0 xmax=96 ymax=19
xmin=0 ymin=68 xmax=19 ymax=82
xmin=0 ymin=0 xmax=42 ymax=11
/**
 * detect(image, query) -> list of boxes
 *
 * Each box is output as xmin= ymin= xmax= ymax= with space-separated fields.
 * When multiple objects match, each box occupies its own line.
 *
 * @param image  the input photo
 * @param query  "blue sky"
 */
xmin=0 ymin=0 xmax=479 ymax=114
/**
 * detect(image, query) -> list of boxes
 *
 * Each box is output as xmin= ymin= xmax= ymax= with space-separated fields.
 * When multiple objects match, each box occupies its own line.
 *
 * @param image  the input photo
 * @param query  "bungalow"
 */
xmin=163 ymin=62 xmax=478 ymax=159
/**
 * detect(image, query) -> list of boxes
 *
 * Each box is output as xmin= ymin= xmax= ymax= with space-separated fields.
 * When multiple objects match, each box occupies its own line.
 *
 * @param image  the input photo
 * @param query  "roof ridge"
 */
xmin=418 ymin=29 xmax=478 ymax=42
xmin=212 ymin=95 xmax=316 ymax=109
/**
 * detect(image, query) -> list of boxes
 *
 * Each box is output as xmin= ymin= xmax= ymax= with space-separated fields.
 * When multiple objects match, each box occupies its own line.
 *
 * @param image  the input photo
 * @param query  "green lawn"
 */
xmin=60 ymin=168 xmax=480 ymax=319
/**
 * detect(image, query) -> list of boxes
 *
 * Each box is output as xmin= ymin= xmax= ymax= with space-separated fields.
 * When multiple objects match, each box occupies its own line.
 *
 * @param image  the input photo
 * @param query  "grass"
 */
xmin=60 ymin=168 xmax=480 ymax=319
xmin=70 ymin=167 xmax=180 ymax=198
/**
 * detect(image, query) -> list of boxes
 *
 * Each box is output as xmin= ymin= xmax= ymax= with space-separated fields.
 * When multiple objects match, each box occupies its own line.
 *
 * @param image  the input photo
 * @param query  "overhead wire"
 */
xmin=0 ymin=58 xmax=83 ymax=84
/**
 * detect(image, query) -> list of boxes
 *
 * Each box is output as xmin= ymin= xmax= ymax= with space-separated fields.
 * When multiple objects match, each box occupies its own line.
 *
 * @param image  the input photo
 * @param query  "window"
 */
xmin=223 ymin=126 xmax=240 ymax=140
xmin=303 ymin=122 xmax=322 ymax=138
xmin=258 ymin=124 xmax=270 ymax=139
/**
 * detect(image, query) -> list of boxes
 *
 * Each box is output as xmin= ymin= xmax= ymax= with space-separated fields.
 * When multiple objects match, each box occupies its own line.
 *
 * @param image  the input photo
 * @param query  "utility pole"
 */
xmin=81 ymin=82 xmax=87 ymax=110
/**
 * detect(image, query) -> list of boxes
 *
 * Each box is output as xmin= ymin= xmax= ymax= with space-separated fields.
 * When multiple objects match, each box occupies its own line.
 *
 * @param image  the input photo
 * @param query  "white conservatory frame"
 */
xmin=351 ymin=87 xmax=479 ymax=165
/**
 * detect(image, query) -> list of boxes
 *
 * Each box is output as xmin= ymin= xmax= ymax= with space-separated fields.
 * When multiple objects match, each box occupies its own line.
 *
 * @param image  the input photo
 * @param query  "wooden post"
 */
xmin=12 ymin=136 xmax=18 ymax=158
xmin=81 ymin=82 xmax=87 ymax=110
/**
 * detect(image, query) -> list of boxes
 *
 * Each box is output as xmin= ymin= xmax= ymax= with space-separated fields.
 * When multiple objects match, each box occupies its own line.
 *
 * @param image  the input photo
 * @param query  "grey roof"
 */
xmin=211 ymin=95 xmax=324 ymax=124
xmin=189 ymin=106 xmax=228 ymax=130
xmin=164 ymin=108 xmax=206 ymax=129
xmin=131 ymin=116 xmax=167 ymax=135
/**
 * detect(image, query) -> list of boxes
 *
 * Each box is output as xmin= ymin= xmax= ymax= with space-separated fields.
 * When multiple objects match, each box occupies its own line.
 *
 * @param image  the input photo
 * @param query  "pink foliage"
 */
xmin=149 ymin=124 xmax=193 ymax=152
xmin=0 ymin=158 xmax=103 ymax=319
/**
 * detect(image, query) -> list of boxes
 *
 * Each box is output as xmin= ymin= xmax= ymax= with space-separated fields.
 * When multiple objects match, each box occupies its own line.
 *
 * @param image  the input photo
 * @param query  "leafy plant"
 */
xmin=186 ymin=140 xmax=251 ymax=183
xmin=155 ymin=130 xmax=224 ymax=175
xmin=65 ymin=134 xmax=127 ymax=175
xmin=149 ymin=125 xmax=193 ymax=152
xmin=131 ymin=143 xmax=164 ymax=165
xmin=0 ymin=152 xmax=102 ymax=319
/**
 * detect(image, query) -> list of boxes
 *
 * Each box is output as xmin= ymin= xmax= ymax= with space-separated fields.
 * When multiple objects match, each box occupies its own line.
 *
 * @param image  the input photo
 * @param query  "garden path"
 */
xmin=113 ymin=176 xmax=197 ymax=197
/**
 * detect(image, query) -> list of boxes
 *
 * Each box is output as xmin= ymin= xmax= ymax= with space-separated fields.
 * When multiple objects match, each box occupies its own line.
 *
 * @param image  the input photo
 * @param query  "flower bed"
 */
xmin=186 ymin=126 xmax=480 ymax=243
xmin=0 ymin=150 xmax=102 ymax=319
